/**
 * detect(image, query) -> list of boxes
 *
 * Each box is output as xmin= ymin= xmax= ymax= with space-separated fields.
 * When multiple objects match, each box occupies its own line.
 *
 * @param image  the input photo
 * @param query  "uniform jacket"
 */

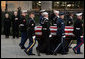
xmin=73 ymin=19 xmax=83 ymax=37
xmin=41 ymin=17 xmax=50 ymax=29
xmin=27 ymin=17 xmax=35 ymax=36
xmin=56 ymin=18 xmax=65 ymax=37
xmin=19 ymin=16 xmax=27 ymax=32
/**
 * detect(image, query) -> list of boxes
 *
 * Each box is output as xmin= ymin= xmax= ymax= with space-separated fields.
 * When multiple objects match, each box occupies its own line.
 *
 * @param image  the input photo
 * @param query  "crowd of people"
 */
xmin=1 ymin=9 xmax=84 ymax=56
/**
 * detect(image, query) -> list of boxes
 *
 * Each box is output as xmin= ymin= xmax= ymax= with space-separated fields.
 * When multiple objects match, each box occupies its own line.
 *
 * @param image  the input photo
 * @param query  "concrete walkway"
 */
xmin=1 ymin=35 xmax=84 ymax=58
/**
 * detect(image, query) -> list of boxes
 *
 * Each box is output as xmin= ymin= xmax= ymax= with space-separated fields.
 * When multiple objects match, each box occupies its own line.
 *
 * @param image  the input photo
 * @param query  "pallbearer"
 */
xmin=19 ymin=10 xmax=27 ymax=49
xmin=39 ymin=10 xmax=45 ymax=25
xmin=53 ymin=12 xmax=67 ymax=55
xmin=50 ymin=10 xmax=59 ymax=26
xmin=73 ymin=13 xmax=84 ymax=54
xmin=36 ymin=12 xmax=50 ymax=55
xmin=24 ymin=12 xmax=36 ymax=55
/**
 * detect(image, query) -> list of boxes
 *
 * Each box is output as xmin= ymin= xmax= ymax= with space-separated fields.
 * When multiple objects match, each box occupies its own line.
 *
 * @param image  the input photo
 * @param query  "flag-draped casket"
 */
xmin=35 ymin=26 xmax=74 ymax=37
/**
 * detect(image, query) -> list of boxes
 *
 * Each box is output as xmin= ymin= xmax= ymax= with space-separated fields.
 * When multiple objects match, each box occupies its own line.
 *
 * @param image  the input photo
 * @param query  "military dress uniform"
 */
xmin=73 ymin=13 xmax=83 ymax=54
xmin=53 ymin=13 xmax=67 ymax=55
xmin=19 ymin=15 xmax=27 ymax=49
xmin=12 ymin=15 xmax=20 ymax=38
xmin=50 ymin=15 xmax=59 ymax=53
xmin=40 ymin=17 xmax=50 ymax=54
xmin=50 ymin=11 xmax=59 ymax=26
xmin=24 ymin=17 xmax=36 ymax=55
xmin=4 ymin=17 xmax=11 ymax=38
xmin=39 ymin=10 xmax=45 ymax=25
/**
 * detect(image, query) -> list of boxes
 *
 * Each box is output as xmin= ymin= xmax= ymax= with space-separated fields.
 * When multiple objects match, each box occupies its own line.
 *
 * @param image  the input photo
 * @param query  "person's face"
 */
xmin=60 ymin=15 xmax=64 ymax=19
xmin=5 ymin=14 xmax=9 ymax=18
xmin=22 ymin=12 xmax=26 ymax=16
xmin=30 ymin=14 xmax=35 ymax=18
xmin=55 ymin=13 xmax=59 ymax=16
xmin=14 ymin=12 xmax=17 ymax=16
xmin=53 ymin=10 xmax=56 ymax=13
xmin=77 ymin=15 xmax=82 ymax=20
xmin=46 ymin=14 xmax=48 ymax=18
xmin=71 ymin=14 xmax=74 ymax=17
xmin=41 ymin=12 xmax=43 ymax=16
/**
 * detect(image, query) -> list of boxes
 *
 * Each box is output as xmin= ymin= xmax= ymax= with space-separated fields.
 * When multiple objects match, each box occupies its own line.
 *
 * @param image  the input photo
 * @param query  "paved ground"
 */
xmin=1 ymin=35 xmax=84 ymax=58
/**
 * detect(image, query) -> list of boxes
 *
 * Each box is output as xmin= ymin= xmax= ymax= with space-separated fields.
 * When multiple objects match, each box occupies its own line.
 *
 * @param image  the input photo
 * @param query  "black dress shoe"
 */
xmin=46 ymin=53 xmax=51 ymax=55
xmin=21 ymin=46 xmax=25 ymax=49
xmin=24 ymin=50 xmax=29 ymax=55
xmin=61 ymin=52 xmax=68 ymax=55
xmin=5 ymin=36 xmax=9 ymax=38
xmin=17 ymin=37 xmax=19 ymax=39
xmin=49 ymin=51 xmax=54 ymax=55
xmin=28 ymin=53 xmax=35 ymax=55
xmin=24 ymin=50 xmax=35 ymax=55
xmin=13 ymin=37 xmax=15 ymax=39
xmin=19 ymin=44 xmax=25 ymax=49
xmin=53 ymin=52 xmax=57 ymax=55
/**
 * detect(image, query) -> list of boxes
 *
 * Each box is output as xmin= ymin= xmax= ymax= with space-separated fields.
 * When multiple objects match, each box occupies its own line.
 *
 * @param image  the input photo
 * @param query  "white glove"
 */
xmin=19 ymin=24 xmax=24 ymax=26
xmin=49 ymin=34 xmax=52 ymax=37
xmin=62 ymin=36 xmax=66 ymax=38
xmin=33 ymin=36 xmax=36 ymax=39
xmin=80 ymin=36 xmax=83 ymax=38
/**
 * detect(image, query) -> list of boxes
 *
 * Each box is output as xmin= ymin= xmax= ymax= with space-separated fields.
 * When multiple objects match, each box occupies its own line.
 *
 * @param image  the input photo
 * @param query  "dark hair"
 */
xmin=29 ymin=12 xmax=35 ymax=15
xmin=69 ymin=12 xmax=74 ymax=16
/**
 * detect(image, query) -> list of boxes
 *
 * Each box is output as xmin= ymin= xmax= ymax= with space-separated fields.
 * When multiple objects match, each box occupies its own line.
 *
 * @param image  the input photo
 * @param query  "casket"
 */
xmin=35 ymin=26 xmax=74 ymax=37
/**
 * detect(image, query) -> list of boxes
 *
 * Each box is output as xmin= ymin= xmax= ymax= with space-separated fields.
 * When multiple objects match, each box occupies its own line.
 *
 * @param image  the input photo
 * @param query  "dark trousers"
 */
xmin=13 ymin=29 xmax=19 ymax=38
xmin=25 ymin=36 xmax=36 ymax=54
xmin=12 ymin=26 xmax=19 ymax=38
xmin=54 ymin=36 xmax=66 ymax=53
xmin=19 ymin=31 xmax=27 ymax=47
xmin=4 ymin=27 xmax=10 ymax=37
xmin=74 ymin=36 xmax=84 ymax=53
xmin=50 ymin=36 xmax=59 ymax=53
xmin=39 ymin=30 xmax=50 ymax=53
xmin=36 ymin=37 xmax=43 ymax=52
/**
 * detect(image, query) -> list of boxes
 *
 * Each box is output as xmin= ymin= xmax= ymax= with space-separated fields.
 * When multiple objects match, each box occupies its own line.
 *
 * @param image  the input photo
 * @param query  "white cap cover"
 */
xmin=40 ymin=10 xmax=45 ymax=12
xmin=76 ymin=13 xmax=83 ymax=16
xmin=54 ymin=11 xmax=59 ymax=14
xmin=42 ymin=12 xmax=48 ymax=15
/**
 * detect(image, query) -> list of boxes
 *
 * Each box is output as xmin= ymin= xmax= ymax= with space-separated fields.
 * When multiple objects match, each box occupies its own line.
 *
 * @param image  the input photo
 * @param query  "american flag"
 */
xmin=35 ymin=26 xmax=74 ymax=36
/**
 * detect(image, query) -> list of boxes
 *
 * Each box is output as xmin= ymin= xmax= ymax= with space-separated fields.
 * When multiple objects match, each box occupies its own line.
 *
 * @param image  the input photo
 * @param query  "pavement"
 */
xmin=1 ymin=35 xmax=84 ymax=58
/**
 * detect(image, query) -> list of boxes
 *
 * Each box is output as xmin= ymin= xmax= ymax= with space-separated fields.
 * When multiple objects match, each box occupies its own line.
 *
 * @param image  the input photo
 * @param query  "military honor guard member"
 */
xmin=53 ymin=12 xmax=67 ymax=55
xmin=73 ymin=13 xmax=84 ymax=54
xmin=24 ymin=12 xmax=36 ymax=55
xmin=19 ymin=10 xmax=27 ymax=49
xmin=39 ymin=10 xmax=45 ymax=25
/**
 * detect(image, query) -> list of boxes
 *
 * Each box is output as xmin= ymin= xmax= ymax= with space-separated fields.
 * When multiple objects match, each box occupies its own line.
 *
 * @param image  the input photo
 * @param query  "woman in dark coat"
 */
xmin=4 ymin=13 xmax=11 ymax=38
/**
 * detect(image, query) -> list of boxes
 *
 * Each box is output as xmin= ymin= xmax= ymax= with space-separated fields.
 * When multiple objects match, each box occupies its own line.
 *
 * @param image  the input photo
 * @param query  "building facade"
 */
xmin=1 ymin=1 xmax=84 ymax=11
